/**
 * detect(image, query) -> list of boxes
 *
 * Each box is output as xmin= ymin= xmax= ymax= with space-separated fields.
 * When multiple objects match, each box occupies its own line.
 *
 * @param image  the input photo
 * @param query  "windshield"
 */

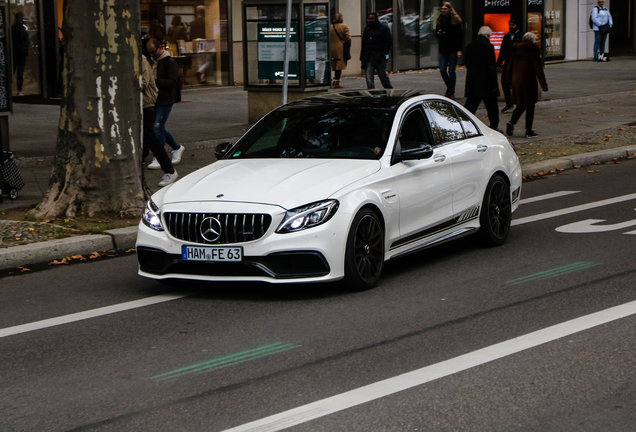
xmin=228 ymin=106 xmax=395 ymax=160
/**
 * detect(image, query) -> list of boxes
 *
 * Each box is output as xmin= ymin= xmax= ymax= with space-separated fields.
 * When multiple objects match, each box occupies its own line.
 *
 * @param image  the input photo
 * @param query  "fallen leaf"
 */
xmin=618 ymin=127 xmax=626 ymax=131
xmin=562 ymin=152 xmax=567 ymax=155
xmin=536 ymin=152 xmax=543 ymax=155
xmin=49 ymin=259 xmax=68 ymax=265
xmin=89 ymin=252 xmax=101 ymax=259
xmin=70 ymin=254 xmax=86 ymax=261
xmin=28 ymin=227 xmax=34 ymax=231
xmin=43 ymin=219 xmax=54 ymax=224
xmin=125 ymin=248 xmax=136 ymax=253
xmin=17 ymin=266 xmax=30 ymax=272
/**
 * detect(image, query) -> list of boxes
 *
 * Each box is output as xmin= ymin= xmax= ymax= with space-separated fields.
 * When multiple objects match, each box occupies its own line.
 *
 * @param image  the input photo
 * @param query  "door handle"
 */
xmin=477 ymin=144 xmax=488 ymax=153
xmin=434 ymin=154 xmax=446 ymax=163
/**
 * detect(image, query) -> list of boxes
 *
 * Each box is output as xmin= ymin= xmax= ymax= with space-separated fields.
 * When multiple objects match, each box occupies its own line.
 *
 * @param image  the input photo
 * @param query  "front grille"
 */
xmin=164 ymin=212 xmax=272 ymax=244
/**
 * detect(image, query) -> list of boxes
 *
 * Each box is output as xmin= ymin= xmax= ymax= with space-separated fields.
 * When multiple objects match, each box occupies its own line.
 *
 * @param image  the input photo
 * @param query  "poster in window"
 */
xmin=484 ymin=13 xmax=511 ymax=61
xmin=544 ymin=0 xmax=564 ymax=57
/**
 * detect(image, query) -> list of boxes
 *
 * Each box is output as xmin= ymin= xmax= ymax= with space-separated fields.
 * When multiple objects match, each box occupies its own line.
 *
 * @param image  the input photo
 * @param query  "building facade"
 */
xmin=6 ymin=0 xmax=634 ymax=99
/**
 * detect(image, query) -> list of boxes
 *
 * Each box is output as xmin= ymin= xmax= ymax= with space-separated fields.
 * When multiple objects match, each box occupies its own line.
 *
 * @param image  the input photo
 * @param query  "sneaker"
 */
xmin=506 ymin=122 xmax=514 ymax=136
xmin=501 ymin=105 xmax=514 ymax=113
xmin=525 ymin=130 xmax=538 ymax=138
xmin=148 ymin=158 xmax=161 ymax=169
xmin=171 ymin=145 xmax=185 ymax=164
xmin=158 ymin=171 xmax=178 ymax=187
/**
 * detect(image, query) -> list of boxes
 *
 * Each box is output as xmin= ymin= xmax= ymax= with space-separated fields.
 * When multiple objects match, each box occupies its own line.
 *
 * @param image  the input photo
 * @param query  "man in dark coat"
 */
xmin=503 ymin=32 xmax=548 ymax=138
xmin=496 ymin=18 xmax=522 ymax=112
xmin=11 ymin=12 xmax=29 ymax=96
xmin=464 ymin=26 xmax=499 ymax=131
xmin=360 ymin=12 xmax=393 ymax=89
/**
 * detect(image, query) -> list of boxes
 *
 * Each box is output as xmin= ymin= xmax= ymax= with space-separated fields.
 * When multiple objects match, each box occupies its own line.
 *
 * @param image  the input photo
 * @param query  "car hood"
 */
xmin=162 ymin=159 xmax=381 ymax=209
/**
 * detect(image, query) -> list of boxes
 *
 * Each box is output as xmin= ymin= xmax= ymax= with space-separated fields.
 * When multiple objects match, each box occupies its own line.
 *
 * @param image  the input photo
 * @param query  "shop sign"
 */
xmin=485 ymin=0 xmax=510 ymax=7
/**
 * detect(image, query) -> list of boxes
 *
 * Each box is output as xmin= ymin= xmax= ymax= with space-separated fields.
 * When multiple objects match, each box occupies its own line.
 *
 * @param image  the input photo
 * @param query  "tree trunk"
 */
xmin=30 ymin=0 xmax=145 ymax=219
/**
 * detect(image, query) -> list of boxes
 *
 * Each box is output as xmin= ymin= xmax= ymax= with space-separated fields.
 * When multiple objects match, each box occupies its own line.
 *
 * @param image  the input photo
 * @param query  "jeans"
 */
xmin=143 ymin=108 xmax=174 ymax=174
xmin=593 ymin=30 xmax=608 ymax=60
xmin=438 ymin=52 xmax=458 ymax=96
xmin=154 ymin=103 xmax=180 ymax=151
xmin=365 ymin=56 xmax=393 ymax=89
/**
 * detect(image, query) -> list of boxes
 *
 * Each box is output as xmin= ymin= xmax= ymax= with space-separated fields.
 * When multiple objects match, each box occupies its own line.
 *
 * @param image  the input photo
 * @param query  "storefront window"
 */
xmin=304 ymin=4 xmax=329 ymax=85
xmin=142 ymin=0 xmax=230 ymax=86
xmin=544 ymin=0 xmax=564 ymax=58
xmin=9 ymin=0 xmax=41 ymax=97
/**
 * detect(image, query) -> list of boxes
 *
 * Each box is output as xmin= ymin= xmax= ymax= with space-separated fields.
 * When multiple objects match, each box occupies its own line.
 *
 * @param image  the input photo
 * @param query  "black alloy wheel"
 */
xmin=478 ymin=174 xmax=512 ymax=246
xmin=344 ymin=209 xmax=385 ymax=290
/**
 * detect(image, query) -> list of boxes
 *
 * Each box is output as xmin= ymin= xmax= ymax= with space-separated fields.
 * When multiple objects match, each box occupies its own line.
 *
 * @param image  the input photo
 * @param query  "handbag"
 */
xmin=599 ymin=22 xmax=611 ymax=34
xmin=333 ymin=25 xmax=351 ymax=61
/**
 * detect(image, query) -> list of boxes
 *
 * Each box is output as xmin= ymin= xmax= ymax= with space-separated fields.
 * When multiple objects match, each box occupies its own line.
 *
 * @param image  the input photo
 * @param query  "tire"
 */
xmin=344 ymin=209 xmax=385 ymax=291
xmin=9 ymin=189 xmax=18 ymax=200
xmin=477 ymin=174 xmax=511 ymax=246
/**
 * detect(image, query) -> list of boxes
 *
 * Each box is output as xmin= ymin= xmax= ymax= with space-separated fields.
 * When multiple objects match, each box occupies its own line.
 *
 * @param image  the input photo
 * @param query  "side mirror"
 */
xmin=400 ymin=143 xmax=434 ymax=161
xmin=215 ymin=142 xmax=233 ymax=160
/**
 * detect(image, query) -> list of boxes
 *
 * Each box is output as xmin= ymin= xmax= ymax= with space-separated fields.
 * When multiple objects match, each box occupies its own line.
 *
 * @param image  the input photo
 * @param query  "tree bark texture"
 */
xmin=32 ymin=0 xmax=145 ymax=218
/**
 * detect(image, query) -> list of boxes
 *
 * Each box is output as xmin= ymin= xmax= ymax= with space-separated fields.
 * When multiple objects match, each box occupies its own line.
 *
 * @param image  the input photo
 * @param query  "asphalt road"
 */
xmin=1 ymin=159 xmax=636 ymax=432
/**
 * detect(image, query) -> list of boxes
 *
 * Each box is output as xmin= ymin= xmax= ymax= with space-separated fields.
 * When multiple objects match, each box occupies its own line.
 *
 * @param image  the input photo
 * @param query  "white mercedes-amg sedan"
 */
xmin=137 ymin=90 xmax=522 ymax=290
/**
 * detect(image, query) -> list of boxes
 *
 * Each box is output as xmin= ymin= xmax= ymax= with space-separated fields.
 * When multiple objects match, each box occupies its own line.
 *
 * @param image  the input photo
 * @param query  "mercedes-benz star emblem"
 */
xmin=200 ymin=217 xmax=222 ymax=243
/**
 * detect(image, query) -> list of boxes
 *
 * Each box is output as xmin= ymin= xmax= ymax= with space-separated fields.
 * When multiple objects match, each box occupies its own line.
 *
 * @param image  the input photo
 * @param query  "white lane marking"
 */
xmin=556 ymin=216 xmax=636 ymax=233
xmin=221 ymin=300 xmax=636 ymax=432
xmin=519 ymin=190 xmax=580 ymax=205
xmin=0 ymin=293 xmax=190 ymax=339
xmin=512 ymin=193 xmax=636 ymax=226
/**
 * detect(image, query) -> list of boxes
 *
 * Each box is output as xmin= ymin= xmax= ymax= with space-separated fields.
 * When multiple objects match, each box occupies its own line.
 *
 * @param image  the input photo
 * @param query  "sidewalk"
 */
xmin=1 ymin=56 xmax=635 ymax=269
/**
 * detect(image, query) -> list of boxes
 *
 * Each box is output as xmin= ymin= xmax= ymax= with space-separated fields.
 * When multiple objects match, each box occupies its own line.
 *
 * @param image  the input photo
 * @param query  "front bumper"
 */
xmin=136 ymin=202 xmax=351 ymax=283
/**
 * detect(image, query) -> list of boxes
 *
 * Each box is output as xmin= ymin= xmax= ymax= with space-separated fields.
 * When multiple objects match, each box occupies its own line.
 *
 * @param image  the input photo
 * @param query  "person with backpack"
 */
xmin=141 ymin=55 xmax=178 ymax=187
xmin=591 ymin=0 xmax=613 ymax=62
xmin=146 ymin=38 xmax=185 ymax=170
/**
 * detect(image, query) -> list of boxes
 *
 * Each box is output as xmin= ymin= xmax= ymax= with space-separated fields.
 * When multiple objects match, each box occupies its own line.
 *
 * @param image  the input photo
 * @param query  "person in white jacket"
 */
xmin=591 ymin=0 xmax=613 ymax=62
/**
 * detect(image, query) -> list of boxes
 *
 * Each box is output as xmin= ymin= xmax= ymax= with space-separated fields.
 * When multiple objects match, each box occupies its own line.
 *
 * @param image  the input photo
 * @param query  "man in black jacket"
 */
xmin=360 ymin=13 xmax=393 ymax=89
xmin=464 ymin=26 xmax=499 ymax=131
xmin=496 ymin=18 xmax=522 ymax=113
xmin=146 ymin=38 xmax=185 ymax=169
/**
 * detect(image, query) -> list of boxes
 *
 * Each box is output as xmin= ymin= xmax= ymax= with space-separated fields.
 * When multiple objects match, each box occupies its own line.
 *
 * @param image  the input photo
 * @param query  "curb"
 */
xmin=2 ymin=146 xmax=635 ymax=271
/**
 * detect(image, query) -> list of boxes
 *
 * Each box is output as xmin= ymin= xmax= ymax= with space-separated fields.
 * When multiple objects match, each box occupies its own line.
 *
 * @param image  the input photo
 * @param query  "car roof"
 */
xmin=281 ymin=89 xmax=427 ymax=110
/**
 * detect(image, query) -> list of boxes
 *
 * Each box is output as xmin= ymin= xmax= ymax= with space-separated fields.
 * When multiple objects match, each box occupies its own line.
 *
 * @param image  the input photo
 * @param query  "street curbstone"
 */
xmin=566 ymin=148 xmax=629 ymax=168
xmin=104 ymin=226 xmax=138 ymax=251
xmin=522 ymin=158 xmax=573 ymax=177
xmin=0 ymin=235 xmax=114 ymax=270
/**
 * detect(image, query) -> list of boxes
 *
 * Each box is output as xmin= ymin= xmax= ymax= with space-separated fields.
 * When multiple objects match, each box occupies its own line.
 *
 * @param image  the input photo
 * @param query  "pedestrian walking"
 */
xmin=330 ymin=13 xmax=351 ymax=89
xmin=11 ymin=12 xmax=29 ymax=96
xmin=464 ymin=26 xmax=499 ymax=131
xmin=591 ymin=0 xmax=613 ymax=62
xmin=504 ymin=32 xmax=548 ymax=139
xmin=496 ymin=17 xmax=522 ymax=113
xmin=146 ymin=38 xmax=186 ymax=170
xmin=435 ymin=2 xmax=463 ymax=99
xmin=141 ymin=55 xmax=178 ymax=187
xmin=360 ymin=12 xmax=393 ymax=90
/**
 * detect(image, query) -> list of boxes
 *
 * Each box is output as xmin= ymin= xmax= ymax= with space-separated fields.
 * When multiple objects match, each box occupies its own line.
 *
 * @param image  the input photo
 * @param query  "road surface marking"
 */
xmin=152 ymin=343 xmax=301 ymax=381
xmin=220 ymin=300 xmax=636 ymax=432
xmin=505 ymin=262 xmax=602 ymax=285
xmin=556 ymin=215 xmax=636 ymax=233
xmin=513 ymin=192 xmax=636 ymax=226
xmin=0 ymin=293 xmax=190 ymax=339
xmin=519 ymin=190 xmax=580 ymax=205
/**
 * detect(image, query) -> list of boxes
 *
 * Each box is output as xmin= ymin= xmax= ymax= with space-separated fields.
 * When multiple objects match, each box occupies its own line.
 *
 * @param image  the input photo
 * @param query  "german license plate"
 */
xmin=182 ymin=245 xmax=243 ymax=262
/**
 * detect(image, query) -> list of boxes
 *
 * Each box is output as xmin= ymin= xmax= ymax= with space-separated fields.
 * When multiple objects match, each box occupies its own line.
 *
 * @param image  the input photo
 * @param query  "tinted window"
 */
xmin=424 ymin=101 xmax=466 ymax=145
xmin=229 ymin=106 xmax=395 ymax=160
xmin=398 ymin=109 xmax=429 ymax=145
xmin=453 ymin=106 xmax=480 ymax=137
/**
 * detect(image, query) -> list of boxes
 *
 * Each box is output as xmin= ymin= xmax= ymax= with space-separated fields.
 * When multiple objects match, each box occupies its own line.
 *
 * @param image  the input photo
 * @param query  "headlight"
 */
xmin=276 ymin=200 xmax=339 ymax=234
xmin=142 ymin=199 xmax=164 ymax=231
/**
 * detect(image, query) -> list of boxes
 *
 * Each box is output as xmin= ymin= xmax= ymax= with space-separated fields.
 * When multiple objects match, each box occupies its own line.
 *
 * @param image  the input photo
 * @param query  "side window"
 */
xmin=424 ymin=101 xmax=466 ymax=145
xmin=453 ymin=106 xmax=480 ymax=137
xmin=399 ymin=109 xmax=428 ymax=147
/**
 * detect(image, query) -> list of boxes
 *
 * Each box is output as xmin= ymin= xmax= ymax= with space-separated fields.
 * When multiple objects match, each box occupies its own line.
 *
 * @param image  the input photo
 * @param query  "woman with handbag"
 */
xmin=330 ymin=13 xmax=351 ymax=89
xmin=591 ymin=0 xmax=613 ymax=62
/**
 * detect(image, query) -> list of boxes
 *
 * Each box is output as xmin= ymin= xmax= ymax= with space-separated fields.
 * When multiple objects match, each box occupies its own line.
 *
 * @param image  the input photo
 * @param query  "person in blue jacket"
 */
xmin=591 ymin=0 xmax=613 ymax=62
xmin=360 ymin=12 xmax=393 ymax=89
